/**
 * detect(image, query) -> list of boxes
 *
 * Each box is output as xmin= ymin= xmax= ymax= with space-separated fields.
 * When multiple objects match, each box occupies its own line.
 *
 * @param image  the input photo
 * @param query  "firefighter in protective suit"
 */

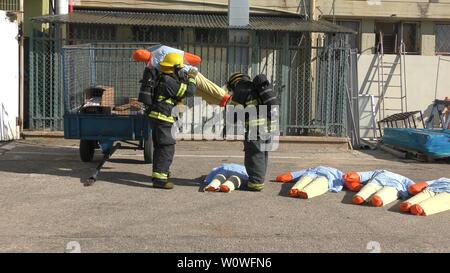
xmin=149 ymin=53 xmax=197 ymax=189
xmin=225 ymin=73 xmax=279 ymax=191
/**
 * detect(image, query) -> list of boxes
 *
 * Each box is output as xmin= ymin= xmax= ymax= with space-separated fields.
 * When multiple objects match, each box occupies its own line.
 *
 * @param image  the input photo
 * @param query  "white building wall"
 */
xmin=357 ymin=54 xmax=450 ymax=138
xmin=0 ymin=10 xmax=20 ymax=141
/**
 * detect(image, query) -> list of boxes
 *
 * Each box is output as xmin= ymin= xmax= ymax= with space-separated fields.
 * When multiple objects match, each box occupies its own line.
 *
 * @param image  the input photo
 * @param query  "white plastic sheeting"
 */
xmin=0 ymin=10 xmax=19 ymax=141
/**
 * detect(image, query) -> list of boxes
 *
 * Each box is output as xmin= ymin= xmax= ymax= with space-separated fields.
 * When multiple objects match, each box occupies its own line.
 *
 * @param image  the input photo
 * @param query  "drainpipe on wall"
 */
xmin=310 ymin=0 xmax=316 ymax=20
xmin=55 ymin=0 xmax=69 ymax=89
xmin=55 ymin=0 xmax=69 ymax=15
xmin=18 ymin=0 xmax=24 ymax=133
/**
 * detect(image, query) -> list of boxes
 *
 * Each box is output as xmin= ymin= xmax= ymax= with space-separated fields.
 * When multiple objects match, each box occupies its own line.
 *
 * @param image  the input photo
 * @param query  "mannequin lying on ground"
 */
xmin=343 ymin=170 xmax=414 ymax=207
xmin=275 ymin=166 xmax=344 ymax=199
xmin=400 ymin=177 xmax=450 ymax=216
xmin=203 ymin=164 xmax=249 ymax=193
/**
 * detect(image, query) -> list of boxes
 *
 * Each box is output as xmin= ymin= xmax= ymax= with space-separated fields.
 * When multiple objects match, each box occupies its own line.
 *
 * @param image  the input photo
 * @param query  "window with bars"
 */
xmin=131 ymin=26 xmax=181 ymax=43
xmin=402 ymin=22 xmax=419 ymax=53
xmin=436 ymin=24 xmax=450 ymax=55
xmin=68 ymin=24 xmax=116 ymax=41
xmin=375 ymin=22 xmax=420 ymax=54
xmin=335 ymin=20 xmax=360 ymax=52
xmin=195 ymin=28 xmax=228 ymax=44
xmin=0 ymin=0 xmax=20 ymax=11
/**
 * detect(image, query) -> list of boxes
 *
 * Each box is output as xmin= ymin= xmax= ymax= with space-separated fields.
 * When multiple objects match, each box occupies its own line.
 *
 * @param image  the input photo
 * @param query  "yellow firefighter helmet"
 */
xmin=159 ymin=53 xmax=184 ymax=74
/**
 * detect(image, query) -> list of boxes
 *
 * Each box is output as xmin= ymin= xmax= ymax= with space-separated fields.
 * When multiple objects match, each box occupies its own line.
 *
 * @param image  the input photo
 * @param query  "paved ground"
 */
xmin=0 ymin=138 xmax=449 ymax=253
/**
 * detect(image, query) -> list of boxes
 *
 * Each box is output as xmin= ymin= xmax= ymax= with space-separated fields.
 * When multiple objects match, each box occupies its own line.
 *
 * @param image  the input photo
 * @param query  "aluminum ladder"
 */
xmin=376 ymin=32 xmax=408 ymax=121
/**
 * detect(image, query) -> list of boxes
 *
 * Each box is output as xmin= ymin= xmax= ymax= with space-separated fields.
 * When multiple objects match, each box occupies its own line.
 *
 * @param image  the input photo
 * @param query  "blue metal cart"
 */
xmin=62 ymin=43 xmax=155 ymax=184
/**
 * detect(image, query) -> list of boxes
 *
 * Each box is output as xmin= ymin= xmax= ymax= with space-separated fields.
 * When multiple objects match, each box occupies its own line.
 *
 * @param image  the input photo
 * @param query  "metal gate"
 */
xmin=29 ymin=26 xmax=352 ymax=137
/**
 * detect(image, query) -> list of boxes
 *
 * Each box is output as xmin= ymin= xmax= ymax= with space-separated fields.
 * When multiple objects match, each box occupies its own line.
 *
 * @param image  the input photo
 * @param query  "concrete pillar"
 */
xmin=361 ymin=19 xmax=375 ymax=54
xmin=421 ymin=21 xmax=435 ymax=56
xmin=280 ymin=32 xmax=290 ymax=135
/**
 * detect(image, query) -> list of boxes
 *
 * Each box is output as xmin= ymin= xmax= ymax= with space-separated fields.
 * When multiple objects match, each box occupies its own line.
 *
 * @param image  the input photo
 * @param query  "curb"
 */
xmin=21 ymin=131 xmax=350 ymax=145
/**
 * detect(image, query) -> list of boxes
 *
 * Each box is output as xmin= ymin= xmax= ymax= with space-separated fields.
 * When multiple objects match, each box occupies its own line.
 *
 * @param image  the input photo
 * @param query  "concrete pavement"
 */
xmin=0 ymin=138 xmax=449 ymax=252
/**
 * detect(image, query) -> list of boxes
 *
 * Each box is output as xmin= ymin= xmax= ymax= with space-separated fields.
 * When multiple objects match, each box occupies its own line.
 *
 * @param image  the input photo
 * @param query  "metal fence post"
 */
xmin=280 ymin=32 xmax=290 ymax=136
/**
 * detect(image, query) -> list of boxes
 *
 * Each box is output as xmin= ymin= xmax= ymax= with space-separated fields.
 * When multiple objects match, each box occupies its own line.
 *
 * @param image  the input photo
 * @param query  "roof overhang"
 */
xmin=31 ymin=10 xmax=357 ymax=34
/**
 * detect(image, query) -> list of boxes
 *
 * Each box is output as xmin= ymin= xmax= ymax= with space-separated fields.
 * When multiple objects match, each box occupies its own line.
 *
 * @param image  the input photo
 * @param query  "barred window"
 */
xmin=436 ymin=24 xmax=450 ymax=55
xmin=132 ymin=26 xmax=180 ymax=43
xmin=195 ymin=28 xmax=228 ymax=44
xmin=69 ymin=24 xmax=116 ymax=41
xmin=375 ymin=22 xmax=419 ymax=54
xmin=0 ymin=0 xmax=20 ymax=11
xmin=335 ymin=20 xmax=360 ymax=52
xmin=401 ymin=22 xmax=419 ymax=53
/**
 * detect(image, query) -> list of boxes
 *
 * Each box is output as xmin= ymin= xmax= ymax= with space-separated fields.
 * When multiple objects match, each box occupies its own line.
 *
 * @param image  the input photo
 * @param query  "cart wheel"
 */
xmin=144 ymin=136 xmax=153 ymax=164
xmin=80 ymin=140 xmax=96 ymax=162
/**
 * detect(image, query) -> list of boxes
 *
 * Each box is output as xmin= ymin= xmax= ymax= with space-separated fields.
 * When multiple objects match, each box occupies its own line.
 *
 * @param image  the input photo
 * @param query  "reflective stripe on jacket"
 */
xmin=149 ymin=74 xmax=196 ymax=123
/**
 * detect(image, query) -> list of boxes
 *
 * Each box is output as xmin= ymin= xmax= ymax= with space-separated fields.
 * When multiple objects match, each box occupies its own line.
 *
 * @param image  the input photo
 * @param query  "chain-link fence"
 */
xmin=63 ymin=43 xmax=153 ymax=115
xmin=29 ymin=30 xmax=64 ymax=130
xmin=29 ymin=25 xmax=352 ymax=137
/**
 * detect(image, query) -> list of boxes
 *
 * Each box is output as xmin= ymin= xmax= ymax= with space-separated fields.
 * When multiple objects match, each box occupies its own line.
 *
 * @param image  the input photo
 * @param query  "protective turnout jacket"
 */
xmin=149 ymin=72 xmax=196 ymax=124
xmin=230 ymin=79 xmax=278 ymax=134
xmin=356 ymin=170 xmax=414 ymax=199
xmin=204 ymin=163 xmax=249 ymax=184
xmin=287 ymin=166 xmax=344 ymax=192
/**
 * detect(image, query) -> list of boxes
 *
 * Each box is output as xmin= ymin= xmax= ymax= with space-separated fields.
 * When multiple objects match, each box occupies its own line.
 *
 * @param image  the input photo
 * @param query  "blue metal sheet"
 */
xmin=64 ymin=114 xmax=150 ymax=141
xmin=382 ymin=128 xmax=450 ymax=158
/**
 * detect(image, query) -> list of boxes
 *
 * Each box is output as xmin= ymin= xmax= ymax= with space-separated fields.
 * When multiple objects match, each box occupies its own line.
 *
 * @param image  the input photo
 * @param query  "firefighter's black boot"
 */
xmin=246 ymin=181 xmax=264 ymax=191
xmin=152 ymin=180 xmax=174 ymax=189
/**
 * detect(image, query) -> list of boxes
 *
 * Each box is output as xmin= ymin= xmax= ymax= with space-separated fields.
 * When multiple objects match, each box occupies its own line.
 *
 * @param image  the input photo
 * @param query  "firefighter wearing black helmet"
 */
xmin=226 ymin=72 xmax=280 ymax=191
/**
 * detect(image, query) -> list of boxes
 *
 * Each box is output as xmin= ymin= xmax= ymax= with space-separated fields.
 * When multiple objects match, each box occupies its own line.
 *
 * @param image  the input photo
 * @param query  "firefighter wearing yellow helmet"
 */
xmin=148 ymin=53 xmax=197 ymax=189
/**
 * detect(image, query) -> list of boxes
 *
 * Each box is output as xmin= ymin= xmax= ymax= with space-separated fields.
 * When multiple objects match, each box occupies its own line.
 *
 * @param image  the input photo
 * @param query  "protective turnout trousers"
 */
xmin=244 ymin=137 xmax=268 ymax=191
xmin=151 ymin=119 xmax=176 ymax=183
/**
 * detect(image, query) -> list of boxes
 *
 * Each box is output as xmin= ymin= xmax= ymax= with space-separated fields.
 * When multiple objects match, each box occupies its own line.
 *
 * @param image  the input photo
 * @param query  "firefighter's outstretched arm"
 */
xmin=163 ymin=74 xmax=197 ymax=100
xmin=184 ymin=73 xmax=197 ymax=97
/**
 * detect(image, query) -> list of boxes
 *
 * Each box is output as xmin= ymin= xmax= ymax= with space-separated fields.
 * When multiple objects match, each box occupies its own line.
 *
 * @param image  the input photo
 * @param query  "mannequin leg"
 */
xmin=370 ymin=186 xmax=399 ymax=207
xmin=204 ymin=174 xmax=226 ymax=192
xmin=298 ymin=176 xmax=329 ymax=199
xmin=219 ymin=175 xmax=242 ymax=193
xmin=400 ymin=189 xmax=436 ymax=212
xmin=411 ymin=192 xmax=450 ymax=216
xmin=289 ymin=176 xmax=315 ymax=198
xmin=353 ymin=182 xmax=383 ymax=205
xmin=195 ymin=72 xmax=229 ymax=105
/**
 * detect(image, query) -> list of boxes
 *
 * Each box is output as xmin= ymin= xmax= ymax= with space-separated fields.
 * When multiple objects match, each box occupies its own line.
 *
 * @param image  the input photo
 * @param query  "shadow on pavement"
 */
xmin=387 ymin=200 xmax=403 ymax=213
xmin=278 ymin=182 xmax=293 ymax=197
xmin=0 ymin=144 xmax=202 ymax=189
xmin=196 ymin=175 xmax=207 ymax=192
xmin=341 ymin=190 xmax=355 ymax=204
xmin=357 ymin=146 xmax=450 ymax=165
xmin=108 ymin=158 xmax=147 ymax=165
